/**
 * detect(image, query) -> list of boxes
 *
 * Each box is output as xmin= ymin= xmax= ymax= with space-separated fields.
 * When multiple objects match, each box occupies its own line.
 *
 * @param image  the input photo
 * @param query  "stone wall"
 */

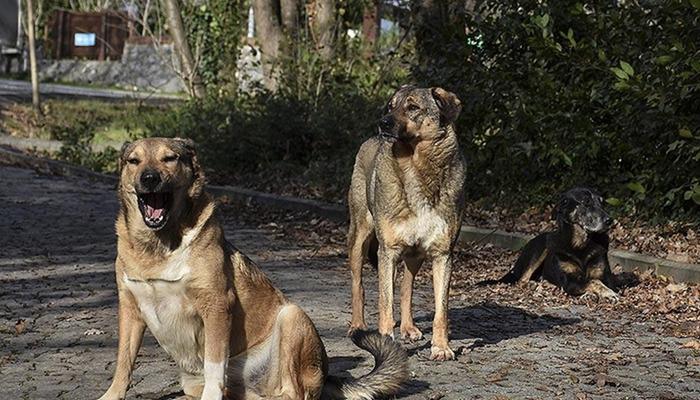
xmin=39 ymin=42 xmax=184 ymax=93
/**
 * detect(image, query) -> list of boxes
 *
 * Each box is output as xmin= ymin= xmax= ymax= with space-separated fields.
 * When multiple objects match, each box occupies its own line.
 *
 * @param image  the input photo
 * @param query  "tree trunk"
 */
xmin=464 ymin=0 xmax=478 ymax=34
xmin=280 ymin=0 xmax=299 ymax=37
xmin=163 ymin=0 xmax=206 ymax=98
xmin=361 ymin=0 xmax=381 ymax=57
xmin=253 ymin=0 xmax=282 ymax=91
xmin=312 ymin=0 xmax=335 ymax=60
xmin=25 ymin=0 xmax=41 ymax=116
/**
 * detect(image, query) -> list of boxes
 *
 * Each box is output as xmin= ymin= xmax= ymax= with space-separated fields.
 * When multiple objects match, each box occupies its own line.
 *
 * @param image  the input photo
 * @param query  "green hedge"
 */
xmin=419 ymin=0 xmax=700 ymax=220
xmin=145 ymin=0 xmax=699 ymax=222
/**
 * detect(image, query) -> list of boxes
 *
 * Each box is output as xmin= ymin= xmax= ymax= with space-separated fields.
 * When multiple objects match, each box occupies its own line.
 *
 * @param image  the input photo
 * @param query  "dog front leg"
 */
xmin=99 ymin=289 xmax=145 ymax=400
xmin=377 ymin=245 xmax=400 ymax=337
xmin=582 ymin=279 xmax=619 ymax=302
xmin=198 ymin=293 xmax=233 ymax=400
xmin=430 ymin=254 xmax=455 ymax=361
xmin=400 ymin=256 xmax=424 ymax=341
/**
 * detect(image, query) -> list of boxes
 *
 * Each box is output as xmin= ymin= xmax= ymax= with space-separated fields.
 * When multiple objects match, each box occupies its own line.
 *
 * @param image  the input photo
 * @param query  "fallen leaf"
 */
xmin=681 ymin=339 xmax=700 ymax=350
xmin=14 ymin=319 xmax=26 ymax=335
xmin=666 ymin=283 xmax=688 ymax=293
xmin=84 ymin=328 xmax=105 ymax=336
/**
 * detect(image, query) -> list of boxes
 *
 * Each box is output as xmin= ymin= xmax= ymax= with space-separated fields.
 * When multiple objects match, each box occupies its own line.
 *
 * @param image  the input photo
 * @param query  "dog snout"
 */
xmin=140 ymin=170 xmax=162 ymax=191
xmin=378 ymin=115 xmax=394 ymax=132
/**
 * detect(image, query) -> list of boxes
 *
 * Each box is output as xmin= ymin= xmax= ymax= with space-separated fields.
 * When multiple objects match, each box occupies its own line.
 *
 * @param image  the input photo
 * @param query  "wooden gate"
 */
xmin=48 ymin=10 xmax=128 ymax=60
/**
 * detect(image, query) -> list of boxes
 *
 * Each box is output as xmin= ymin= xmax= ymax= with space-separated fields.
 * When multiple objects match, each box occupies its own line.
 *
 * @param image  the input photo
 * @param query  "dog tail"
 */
xmin=323 ymin=330 xmax=409 ymax=400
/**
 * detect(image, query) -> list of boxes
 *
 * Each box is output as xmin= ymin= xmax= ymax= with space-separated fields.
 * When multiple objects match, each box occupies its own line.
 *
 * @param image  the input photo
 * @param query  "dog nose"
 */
xmin=140 ymin=170 xmax=161 ymax=190
xmin=378 ymin=115 xmax=394 ymax=131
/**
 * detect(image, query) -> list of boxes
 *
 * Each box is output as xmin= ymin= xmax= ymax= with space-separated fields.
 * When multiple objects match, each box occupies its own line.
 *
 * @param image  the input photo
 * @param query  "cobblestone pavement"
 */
xmin=1 ymin=165 xmax=698 ymax=399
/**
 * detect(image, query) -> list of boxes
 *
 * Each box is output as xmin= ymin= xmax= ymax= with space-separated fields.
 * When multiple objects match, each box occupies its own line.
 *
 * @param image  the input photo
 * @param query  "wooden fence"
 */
xmin=48 ymin=9 xmax=128 ymax=60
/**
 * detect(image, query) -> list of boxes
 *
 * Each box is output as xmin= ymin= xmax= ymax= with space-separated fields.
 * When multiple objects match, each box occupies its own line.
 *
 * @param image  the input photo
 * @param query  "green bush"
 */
xmin=415 ymin=0 xmax=700 ymax=220
xmin=146 ymin=37 xmax=409 ymax=199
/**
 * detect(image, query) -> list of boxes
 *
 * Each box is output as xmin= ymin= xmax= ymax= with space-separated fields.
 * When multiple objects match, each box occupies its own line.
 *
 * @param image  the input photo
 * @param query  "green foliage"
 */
xmin=146 ymin=33 xmax=410 ymax=198
xmin=414 ymin=0 xmax=700 ymax=220
xmin=39 ymin=100 xmax=168 ymax=173
xmin=182 ymin=0 xmax=245 ymax=89
xmin=52 ymin=117 xmax=121 ymax=173
xmin=39 ymin=0 xmax=699 ymax=223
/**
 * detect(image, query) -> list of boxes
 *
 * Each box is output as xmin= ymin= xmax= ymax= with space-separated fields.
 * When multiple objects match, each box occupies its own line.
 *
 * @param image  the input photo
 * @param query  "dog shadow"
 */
xmin=414 ymin=301 xmax=580 ymax=351
xmin=328 ymin=355 xmax=366 ymax=378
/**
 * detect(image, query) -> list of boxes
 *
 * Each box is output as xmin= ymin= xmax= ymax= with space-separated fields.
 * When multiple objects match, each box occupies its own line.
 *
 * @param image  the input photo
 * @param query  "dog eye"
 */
xmin=162 ymin=155 xmax=178 ymax=163
xmin=407 ymin=104 xmax=420 ymax=112
xmin=127 ymin=158 xmax=140 ymax=165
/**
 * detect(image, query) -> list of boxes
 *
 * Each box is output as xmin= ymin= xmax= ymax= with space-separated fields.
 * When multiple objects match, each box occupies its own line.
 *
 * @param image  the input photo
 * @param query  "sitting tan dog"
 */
xmin=347 ymin=86 xmax=467 ymax=361
xmin=98 ymin=138 xmax=408 ymax=400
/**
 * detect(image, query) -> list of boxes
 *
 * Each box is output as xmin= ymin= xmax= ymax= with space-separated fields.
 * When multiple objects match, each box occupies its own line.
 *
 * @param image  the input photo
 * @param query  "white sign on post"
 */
xmin=74 ymin=33 xmax=96 ymax=47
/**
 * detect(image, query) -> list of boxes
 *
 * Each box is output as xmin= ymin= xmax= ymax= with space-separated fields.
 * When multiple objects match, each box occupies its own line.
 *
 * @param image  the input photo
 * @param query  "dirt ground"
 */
xmin=1 ymin=164 xmax=699 ymax=400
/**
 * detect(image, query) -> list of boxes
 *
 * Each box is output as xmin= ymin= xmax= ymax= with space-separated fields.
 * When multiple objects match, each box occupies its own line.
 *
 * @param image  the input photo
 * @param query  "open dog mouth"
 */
xmin=137 ymin=192 xmax=172 ymax=229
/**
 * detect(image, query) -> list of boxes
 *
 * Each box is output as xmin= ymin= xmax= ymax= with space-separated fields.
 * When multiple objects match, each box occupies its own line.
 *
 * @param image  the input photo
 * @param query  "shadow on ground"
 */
xmin=415 ymin=301 xmax=580 ymax=350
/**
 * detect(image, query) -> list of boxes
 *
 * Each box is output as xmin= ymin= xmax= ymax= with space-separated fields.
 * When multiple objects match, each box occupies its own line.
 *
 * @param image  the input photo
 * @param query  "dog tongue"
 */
xmin=144 ymin=194 xmax=165 ymax=219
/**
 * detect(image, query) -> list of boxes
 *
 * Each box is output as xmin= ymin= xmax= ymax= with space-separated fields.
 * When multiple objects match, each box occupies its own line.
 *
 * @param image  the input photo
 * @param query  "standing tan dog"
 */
xmin=347 ymin=86 xmax=467 ymax=361
xmin=98 ymin=138 xmax=408 ymax=400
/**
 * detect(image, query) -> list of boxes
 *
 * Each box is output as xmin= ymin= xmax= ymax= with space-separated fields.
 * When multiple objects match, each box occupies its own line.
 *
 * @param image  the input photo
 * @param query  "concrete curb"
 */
xmin=1 ymin=146 xmax=698 ymax=283
xmin=0 ymin=146 xmax=118 ymax=184
xmin=0 ymin=134 xmax=122 ymax=154
xmin=458 ymin=226 xmax=700 ymax=283
xmin=208 ymin=185 xmax=347 ymax=222
xmin=0 ymin=78 xmax=183 ymax=101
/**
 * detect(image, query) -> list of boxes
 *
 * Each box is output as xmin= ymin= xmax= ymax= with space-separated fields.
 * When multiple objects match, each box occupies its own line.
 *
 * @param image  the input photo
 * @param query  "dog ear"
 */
xmin=551 ymin=196 xmax=570 ymax=222
xmin=431 ymin=87 xmax=462 ymax=125
xmin=118 ymin=141 xmax=133 ymax=172
xmin=173 ymin=138 xmax=206 ymax=197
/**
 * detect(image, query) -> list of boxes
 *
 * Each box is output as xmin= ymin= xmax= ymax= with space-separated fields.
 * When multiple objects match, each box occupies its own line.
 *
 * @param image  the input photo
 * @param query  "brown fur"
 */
xmin=98 ymin=138 xmax=408 ymax=400
xmin=347 ymin=87 xmax=467 ymax=361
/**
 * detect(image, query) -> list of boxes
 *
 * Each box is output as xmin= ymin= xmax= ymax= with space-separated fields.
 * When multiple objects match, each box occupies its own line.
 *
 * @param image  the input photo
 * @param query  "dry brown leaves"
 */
xmin=463 ymin=203 xmax=700 ymax=264
xmin=220 ymin=200 xmax=699 ymax=339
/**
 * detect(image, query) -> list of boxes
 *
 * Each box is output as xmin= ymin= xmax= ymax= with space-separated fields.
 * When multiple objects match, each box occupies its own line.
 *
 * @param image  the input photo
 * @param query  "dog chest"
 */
xmin=123 ymin=253 xmax=204 ymax=374
xmin=394 ymin=206 xmax=449 ymax=249
xmin=394 ymin=166 xmax=450 ymax=248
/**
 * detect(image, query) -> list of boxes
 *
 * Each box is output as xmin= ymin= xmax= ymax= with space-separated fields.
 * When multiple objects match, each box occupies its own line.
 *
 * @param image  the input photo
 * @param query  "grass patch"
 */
xmin=1 ymin=99 xmax=172 ymax=142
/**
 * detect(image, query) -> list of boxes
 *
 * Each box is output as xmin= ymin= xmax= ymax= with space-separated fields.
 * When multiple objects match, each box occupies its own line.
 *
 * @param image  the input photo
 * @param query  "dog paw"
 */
xmin=581 ymin=292 xmax=597 ymax=302
xmin=400 ymin=324 xmax=423 ymax=342
xmin=347 ymin=322 xmax=368 ymax=336
xmin=429 ymin=345 xmax=455 ymax=361
xmin=600 ymin=289 xmax=620 ymax=303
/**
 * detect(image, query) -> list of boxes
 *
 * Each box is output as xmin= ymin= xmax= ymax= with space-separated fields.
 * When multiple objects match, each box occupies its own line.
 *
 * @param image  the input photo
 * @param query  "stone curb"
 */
xmin=0 ymin=146 xmax=118 ymax=184
xmin=458 ymin=227 xmax=700 ymax=283
xmin=1 ymin=146 xmax=698 ymax=283
xmin=0 ymin=78 xmax=183 ymax=101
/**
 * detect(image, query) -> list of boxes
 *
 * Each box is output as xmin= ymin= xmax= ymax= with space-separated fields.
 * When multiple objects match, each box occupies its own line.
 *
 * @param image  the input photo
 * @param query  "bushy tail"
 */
xmin=322 ymin=331 xmax=409 ymax=400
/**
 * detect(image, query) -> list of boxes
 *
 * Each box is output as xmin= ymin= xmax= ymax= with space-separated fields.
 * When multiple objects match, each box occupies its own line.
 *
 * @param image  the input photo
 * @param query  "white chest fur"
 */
xmin=123 ymin=247 xmax=204 ymax=374
xmin=394 ymin=166 xmax=449 ymax=249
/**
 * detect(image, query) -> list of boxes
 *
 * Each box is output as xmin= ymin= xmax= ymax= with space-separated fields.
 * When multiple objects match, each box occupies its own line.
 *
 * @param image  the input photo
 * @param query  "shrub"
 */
xmin=415 ymin=0 xmax=700 ymax=220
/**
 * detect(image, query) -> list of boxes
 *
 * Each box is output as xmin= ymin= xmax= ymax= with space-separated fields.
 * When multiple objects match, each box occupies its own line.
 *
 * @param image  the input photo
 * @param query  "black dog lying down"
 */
xmin=494 ymin=187 xmax=619 ymax=301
